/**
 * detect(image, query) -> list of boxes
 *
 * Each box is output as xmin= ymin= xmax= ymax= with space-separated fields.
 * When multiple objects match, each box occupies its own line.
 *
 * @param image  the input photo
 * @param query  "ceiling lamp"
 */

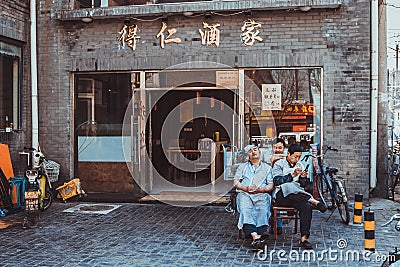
xmin=183 ymin=11 xmax=194 ymax=17
xmin=82 ymin=17 xmax=93 ymax=23
xmin=299 ymin=6 xmax=312 ymax=12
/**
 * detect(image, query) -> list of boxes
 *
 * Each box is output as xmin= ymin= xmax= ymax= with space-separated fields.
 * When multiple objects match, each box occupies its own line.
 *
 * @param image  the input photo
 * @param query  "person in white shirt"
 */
xmin=267 ymin=138 xmax=286 ymax=235
xmin=270 ymin=138 xmax=286 ymax=167
xmin=270 ymin=144 xmax=327 ymax=249
xmin=233 ymin=145 xmax=274 ymax=249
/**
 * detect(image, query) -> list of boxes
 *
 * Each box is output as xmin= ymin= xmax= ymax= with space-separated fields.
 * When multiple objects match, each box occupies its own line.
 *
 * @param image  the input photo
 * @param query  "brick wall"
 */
xmin=36 ymin=0 xmax=372 ymax=198
xmin=0 ymin=0 xmax=31 ymax=176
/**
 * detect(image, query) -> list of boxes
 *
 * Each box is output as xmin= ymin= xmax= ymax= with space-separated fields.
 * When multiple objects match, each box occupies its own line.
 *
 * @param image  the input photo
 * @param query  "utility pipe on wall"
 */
xmin=31 ymin=0 xmax=39 ymax=149
xmin=370 ymin=0 xmax=378 ymax=189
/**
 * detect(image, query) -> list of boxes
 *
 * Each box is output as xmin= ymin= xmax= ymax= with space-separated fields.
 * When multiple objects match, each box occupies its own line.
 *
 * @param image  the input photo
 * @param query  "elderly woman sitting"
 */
xmin=233 ymin=144 xmax=274 ymax=249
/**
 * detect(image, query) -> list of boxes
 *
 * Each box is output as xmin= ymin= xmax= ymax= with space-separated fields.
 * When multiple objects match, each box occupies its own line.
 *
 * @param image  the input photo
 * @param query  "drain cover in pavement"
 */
xmin=63 ymin=204 xmax=122 ymax=214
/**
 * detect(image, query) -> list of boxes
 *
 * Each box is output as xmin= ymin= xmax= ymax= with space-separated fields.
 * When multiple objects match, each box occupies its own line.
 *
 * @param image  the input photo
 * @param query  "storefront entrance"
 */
xmin=74 ymin=67 xmax=322 ymax=198
xmin=149 ymin=89 xmax=235 ymax=189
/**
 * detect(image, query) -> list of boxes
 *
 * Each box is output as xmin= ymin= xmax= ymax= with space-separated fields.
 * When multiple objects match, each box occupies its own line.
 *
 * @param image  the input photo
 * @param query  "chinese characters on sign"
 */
xmin=199 ymin=22 xmax=221 ymax=47
xmin=241 ymin=19 xmax=263 ymax=46
xmin=118 ymin=25 xmax=141 ymax=50
xmin=156 ymin=22 xmax=182 ymax=49
xmin=285 ymin=104 xmax=315 ymax=115
xmin=262 ymin=84 xmax=281 ymax=110
xmin=118 ymin=19 xmax=263 ymax=50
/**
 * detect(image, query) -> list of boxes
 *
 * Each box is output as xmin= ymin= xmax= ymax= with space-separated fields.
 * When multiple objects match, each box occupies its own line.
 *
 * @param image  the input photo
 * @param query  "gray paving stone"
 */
xmin=0 ymin=199 xmax=399 ymax=266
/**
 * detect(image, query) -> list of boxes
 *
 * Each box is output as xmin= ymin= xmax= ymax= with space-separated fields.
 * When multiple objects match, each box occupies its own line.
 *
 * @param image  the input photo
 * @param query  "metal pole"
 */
xmin=31 ymin=0 xmax=39 ymax=149
xmin=370 ymin=0 xmax=379 ymax=190
xmin=396 ymin=44 xmax=399 ymax=78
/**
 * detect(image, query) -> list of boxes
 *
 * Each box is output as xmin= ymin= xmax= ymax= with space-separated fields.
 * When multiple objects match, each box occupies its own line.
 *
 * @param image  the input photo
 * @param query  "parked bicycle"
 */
xmin=223 ymin=144 xmax=246 ymax=214
xmin=389 ymin=152 xmax=400 ymax=200
xmin=20 ymin=146 xmax=58 ymax=228
xmin=382 ymin=213 xmax=400 ymax=232
xmin=303 ymin=145 xmax=350 ymax=224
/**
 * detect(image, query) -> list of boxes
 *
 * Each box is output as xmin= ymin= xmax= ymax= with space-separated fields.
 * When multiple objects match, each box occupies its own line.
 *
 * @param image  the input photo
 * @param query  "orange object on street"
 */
xmin=0 ymin=144 xmax=14 ymax=179
xmin=56 ymin=178 xmax=85 ymax=201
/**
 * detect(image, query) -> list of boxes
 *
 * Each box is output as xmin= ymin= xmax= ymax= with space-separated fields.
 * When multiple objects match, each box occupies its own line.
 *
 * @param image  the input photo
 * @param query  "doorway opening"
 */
xmin=148 ymin=89 xmax=234 ymax=189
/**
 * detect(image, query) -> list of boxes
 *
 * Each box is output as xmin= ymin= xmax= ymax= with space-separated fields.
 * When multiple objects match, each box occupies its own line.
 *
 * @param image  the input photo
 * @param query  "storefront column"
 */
xmin=238 ymin=69 xmax=245 ymax=149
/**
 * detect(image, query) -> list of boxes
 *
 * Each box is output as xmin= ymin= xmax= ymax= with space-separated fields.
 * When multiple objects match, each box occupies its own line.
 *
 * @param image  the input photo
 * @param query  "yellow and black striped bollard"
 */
xmin=364 ymin=209 xmax=375 ymax=252
xmin=353 ymin=193 xmax=363 ymax=224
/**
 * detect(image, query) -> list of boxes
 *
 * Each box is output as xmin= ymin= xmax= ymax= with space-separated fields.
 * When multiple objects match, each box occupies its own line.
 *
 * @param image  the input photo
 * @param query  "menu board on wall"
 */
xmin=262 ymin=84 xmax=281 ymax=110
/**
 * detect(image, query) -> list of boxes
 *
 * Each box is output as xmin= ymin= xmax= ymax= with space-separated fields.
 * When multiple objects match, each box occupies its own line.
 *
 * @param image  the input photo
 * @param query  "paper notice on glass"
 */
xmin=262 ymin=84 xmax=281 ymax=110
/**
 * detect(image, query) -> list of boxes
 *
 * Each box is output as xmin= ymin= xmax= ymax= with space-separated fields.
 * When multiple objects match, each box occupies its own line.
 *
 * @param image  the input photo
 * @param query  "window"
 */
xmin=75 ymin=73 xmax=132 ymax=136
xmin=0 ymin=42 xmax=21 ymax=130
xmin=244 ymin=68 xmax=322 ymax=151
xmin=76 ymin=0 xmax=103 ymax=8
xmin=75 ymin=73 xmax=133 ymax=163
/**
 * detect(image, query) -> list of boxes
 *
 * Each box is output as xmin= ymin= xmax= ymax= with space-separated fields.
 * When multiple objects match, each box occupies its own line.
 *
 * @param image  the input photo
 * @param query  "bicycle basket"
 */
xmin=43 ymin=160 xmax=60 ymax=183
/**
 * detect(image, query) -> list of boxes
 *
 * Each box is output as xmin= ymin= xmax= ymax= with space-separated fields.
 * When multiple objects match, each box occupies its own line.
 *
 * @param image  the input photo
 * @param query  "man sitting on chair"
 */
xmin=270 ymin=144 xmax=327 ymax=249
xmin=234 ymin=144 xmax=274 ymax=249
xmin=267 ymin=137 xmax=287 ymax=236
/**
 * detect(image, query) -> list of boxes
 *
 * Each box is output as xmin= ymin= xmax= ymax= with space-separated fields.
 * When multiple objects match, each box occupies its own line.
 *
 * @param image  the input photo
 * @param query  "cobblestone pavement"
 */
xmin=0 ymin=198 xmax=399 ymax=267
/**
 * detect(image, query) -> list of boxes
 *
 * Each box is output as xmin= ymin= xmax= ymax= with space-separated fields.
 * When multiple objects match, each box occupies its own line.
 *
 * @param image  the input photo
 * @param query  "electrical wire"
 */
xmin=130 ymin=16 xmax=165 ymax=22
xmin=73 ymin=1 xmax=253 ymax=21
xmin=211 ymin=10 xmax=246 ymax=17
xmin=127 ymin=10 xmax=248 ymax=21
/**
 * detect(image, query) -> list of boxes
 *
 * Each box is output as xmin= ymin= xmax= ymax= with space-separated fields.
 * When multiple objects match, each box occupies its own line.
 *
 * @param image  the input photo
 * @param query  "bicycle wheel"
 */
xmin=316 ymin=174 xmax=334 ymax=209
xmin=389 ymin=171 xmax=399 ymax=200
xmin=41 ymin=184 xmax=53 ymax=211
xmin=333 ymin=180 xmax=350 ymax=224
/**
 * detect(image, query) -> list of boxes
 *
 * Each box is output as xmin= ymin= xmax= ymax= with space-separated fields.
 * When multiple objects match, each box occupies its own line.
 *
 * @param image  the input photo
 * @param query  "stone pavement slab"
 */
xmin=0 ymin=198 xmax=399 ymax=267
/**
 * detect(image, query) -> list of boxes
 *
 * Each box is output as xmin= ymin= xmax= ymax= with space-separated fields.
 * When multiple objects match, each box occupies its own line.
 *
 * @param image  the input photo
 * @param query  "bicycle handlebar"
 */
xmin=327 ymin=146 xmax=338 ymax=152
xmin=302 ymin=145 xmax=338 ymax=161
xmin=22 ymin=146 xmax=46 ymax=160
xmin=381 ymin=214 xmax=400 ymax=231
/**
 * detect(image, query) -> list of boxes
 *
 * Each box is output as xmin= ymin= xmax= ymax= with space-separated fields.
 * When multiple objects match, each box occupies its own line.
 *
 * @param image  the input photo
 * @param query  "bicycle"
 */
xmin=388 ymin=152 xmax=400 ymax=200
xmin=222 ymin=144 xmax=247 ymax=214
xmin=302 ymin=145 xmax=350 ymax=224
xmin=19 ymin=146 xmax=57 ymax=228
xmin=382 ymin=213 xmax=400 ymax=232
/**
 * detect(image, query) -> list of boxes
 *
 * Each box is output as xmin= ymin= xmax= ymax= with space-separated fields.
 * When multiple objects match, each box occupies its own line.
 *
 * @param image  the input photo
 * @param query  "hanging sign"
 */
xmin=262 ymin=84 xmax=281 ymax=110
xmin=216 ymin=70 xmax=239 ymax=88
xmin=284 ymin=104 xmax=315 ymax=115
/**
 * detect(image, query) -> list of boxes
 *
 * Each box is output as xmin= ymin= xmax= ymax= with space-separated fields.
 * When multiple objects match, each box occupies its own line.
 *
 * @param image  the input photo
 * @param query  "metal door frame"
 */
xmin=132 ymin=69 xmax=244 ymax=192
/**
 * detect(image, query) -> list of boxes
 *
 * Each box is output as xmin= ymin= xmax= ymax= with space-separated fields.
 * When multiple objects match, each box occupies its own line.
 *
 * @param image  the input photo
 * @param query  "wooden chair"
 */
xmin=272 ymin=206 xmax=299 ymax=240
